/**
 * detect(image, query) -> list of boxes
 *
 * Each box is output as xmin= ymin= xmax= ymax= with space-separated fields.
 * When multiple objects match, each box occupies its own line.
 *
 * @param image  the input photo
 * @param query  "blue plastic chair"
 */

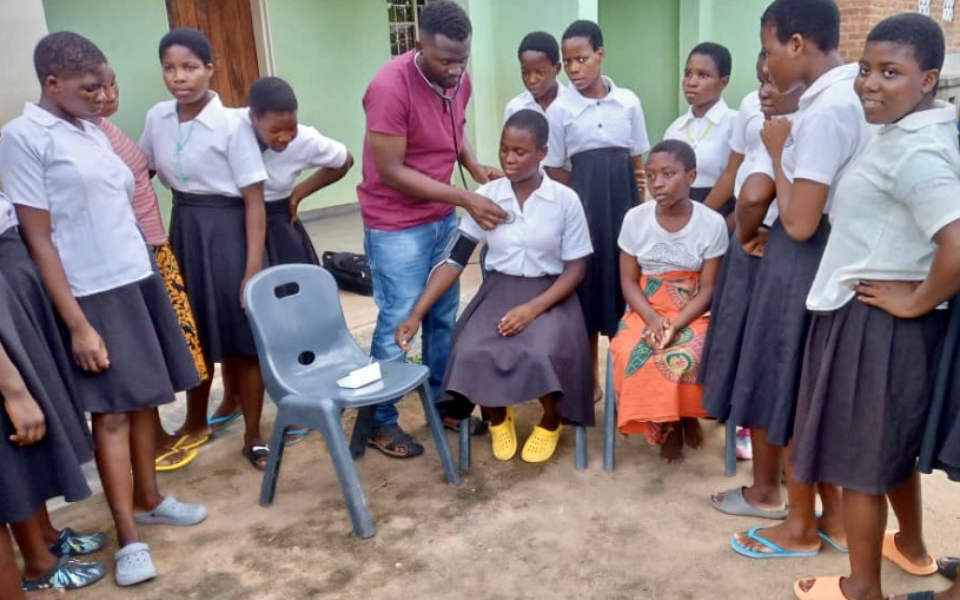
xmin=602 ymin=349 xmax=737 ymax=474
xmin=243 ymin=264 xmax=460 ymax=539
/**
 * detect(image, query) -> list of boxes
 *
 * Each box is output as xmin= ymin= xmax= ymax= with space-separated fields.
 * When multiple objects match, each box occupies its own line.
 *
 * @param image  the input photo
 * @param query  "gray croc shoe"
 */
xmin=134 ymin=496 xmax=208 ymax=526
xmin=114 ymin=543 xmax=156 ymax=587
xmin=709 ymin=486 xmax=788 ymax=520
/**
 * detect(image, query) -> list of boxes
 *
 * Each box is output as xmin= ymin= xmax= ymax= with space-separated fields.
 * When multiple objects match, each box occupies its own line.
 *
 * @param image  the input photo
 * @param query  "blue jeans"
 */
xmin=364 ymin=212 xmax=459 ymax=428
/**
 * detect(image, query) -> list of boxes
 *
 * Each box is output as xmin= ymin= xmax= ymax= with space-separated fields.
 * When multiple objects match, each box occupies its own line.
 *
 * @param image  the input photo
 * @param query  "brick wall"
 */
xmin=836 ymin=0 xmax=960 ymax=61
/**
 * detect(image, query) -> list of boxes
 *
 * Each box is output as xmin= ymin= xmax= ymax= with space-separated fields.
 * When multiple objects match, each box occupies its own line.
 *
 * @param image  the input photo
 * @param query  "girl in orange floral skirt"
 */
xmin=611 ymin=139 xmax=727 ymax=463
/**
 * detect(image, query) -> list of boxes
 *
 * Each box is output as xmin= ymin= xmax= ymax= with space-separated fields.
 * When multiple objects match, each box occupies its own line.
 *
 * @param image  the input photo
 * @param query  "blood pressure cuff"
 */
xmin=441 ymin=231 xmax=480 ymax=270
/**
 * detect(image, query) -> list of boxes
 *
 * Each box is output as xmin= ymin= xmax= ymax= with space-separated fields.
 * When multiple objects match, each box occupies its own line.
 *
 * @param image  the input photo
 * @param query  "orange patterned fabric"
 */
xmin=153 ymin=242 xmax=208 ymax=381
xmin=610 ymin=271 xmax=708 ymax=443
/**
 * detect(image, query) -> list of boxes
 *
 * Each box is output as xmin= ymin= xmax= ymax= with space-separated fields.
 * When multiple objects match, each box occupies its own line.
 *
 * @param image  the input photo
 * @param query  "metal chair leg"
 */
xmin=459 ymin=418 xmax=471 ymax=473
xmin=417 ymin=384 xmax=461 ymax=486
xmin=603 ymin=350 xmax=617 ymax=472
xmin=724 ymin=420 xmax=737 ymax=477
xmin=574 ymin=425 xmax=587 ymax=470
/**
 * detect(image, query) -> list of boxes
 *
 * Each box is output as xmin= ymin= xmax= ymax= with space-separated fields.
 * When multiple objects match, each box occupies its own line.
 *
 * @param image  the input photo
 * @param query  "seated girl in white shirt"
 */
xmin=610 ymin=140 xmax=728 ymax=464
xmin=396 ymin=110 xmax=594 ymax=464
xmin=663 ymin=42 xmax=738 ymax=213
xmin=0 ymin=32 xmax=206 ymax=587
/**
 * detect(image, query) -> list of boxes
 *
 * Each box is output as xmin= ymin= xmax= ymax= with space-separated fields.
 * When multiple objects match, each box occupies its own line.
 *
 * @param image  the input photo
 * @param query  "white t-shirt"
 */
xmin=503 ymin=82 xmax=567 ymax=121
xmin=662 ymin=98 xmax=738 ymax=189
xmin=779 ymin=63 xmax=876 ymax=214
xmin=0 ymin=104 xmax=152 ymax=297
xmin=459 ymin=176 xmax=593 ymax=277
xmin=543 ymin=76 xmax=650 ymax=168
xmin=731 ymin=91 xmax=763 ymax=197
xmin=237 ymin=110 xmax=349 ymax=202
xmin=618 ymin=201 xmax=728 ymax=275
xmin=139 ymin=93 xmax=267 ymax=197
xmin=0 ymin=191 xmax=16 ymax=234
xmin=806 ymin=102 xmax=960 ymax=311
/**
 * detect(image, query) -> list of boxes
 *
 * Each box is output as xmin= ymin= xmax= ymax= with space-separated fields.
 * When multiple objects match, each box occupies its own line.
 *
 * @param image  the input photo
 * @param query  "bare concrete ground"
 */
xmin=46 ymin=211 xmax=959 ymax=599
xmin=55 ymin=399 xmax=958 ymax=600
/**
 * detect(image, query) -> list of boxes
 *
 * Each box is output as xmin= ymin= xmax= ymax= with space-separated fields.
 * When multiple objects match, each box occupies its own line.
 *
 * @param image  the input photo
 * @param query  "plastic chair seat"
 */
xmin=273 ymin=360 xmax=431 ymax=408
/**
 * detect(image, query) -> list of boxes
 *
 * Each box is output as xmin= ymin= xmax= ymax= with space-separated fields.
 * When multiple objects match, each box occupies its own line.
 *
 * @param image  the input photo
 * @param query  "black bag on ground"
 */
xmin=321 ymin=251 xmax=374 ymax=296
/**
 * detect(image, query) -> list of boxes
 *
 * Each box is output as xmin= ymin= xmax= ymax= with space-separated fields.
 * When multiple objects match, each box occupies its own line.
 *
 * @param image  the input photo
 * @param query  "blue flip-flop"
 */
xmin=207 ymin=411 xmax=241 ymax=431
xmin=730 ymin=526 xmax=820 ymax=559
xmin=818 ymin=531 xmax=848 ymax=553
xmin=283 ymin=428 xmax=311 ymax=447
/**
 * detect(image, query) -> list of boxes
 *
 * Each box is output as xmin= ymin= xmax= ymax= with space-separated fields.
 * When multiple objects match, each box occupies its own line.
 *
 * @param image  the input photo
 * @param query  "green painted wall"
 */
xmin=42 ymin=0 xmax=169 ymax=144
xmin=599 ymin=0 xmax=681 ymax=146
xmin=603 ymin=0 xmax=773 ymax=145
xmin=267 ymin=0 xmax=389 ymax=211
xmin=702 ymin=0 xmax=772 ymax=112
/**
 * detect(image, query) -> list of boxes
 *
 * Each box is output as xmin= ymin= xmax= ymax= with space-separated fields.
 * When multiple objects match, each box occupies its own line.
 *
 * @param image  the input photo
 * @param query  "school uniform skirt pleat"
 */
xmin=791 ymin=300 xmax=947 ymax=495
xmin=69 ymin=271 xmax=201 ymax=413
xmin=169 ymin=191 xmax=261 ymax=361
xmin=439 ymin=272 xmax=594 ymax=426
xmin=264 ymin=198 xmax=320 ymax=266
xmin=569 ymin=147 xmax=638 ymax=337
xmin=701 ymin=234 xmax=762 ymax=419
xmin=726 ymin=217 xmax=830 ymax=446
xmin=919 ymin=295 xmax=960 ymax=481
xmin=0 ymin=276 xmax=91 ymax=523
xmin=0 ymin=228 xmax=92 ymax=462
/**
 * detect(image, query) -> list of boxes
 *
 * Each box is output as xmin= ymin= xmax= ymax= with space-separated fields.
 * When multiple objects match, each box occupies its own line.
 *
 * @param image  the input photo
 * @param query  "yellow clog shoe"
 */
xmin=520 ymin=424 xmax=562 ymax=463
xmin=489 ymin=406 xmax=517 ymax=461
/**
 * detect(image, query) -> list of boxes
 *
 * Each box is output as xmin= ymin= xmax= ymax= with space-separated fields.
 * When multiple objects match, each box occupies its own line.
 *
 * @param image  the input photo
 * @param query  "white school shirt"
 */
xmin=779 ymin=63 xmax=876 ymax=214
xmin=618 ymin=201 xmax=728 ymax=275
xmin=237 ymin=110 xmax=349 ymax=202
xmin=543 ymin=76 xmax=651 ymax=168
xmin=662 ymin=98 xmax=738 ymax=188
xmin=139 ymin=93 xmax=267 ymax=196
xmin=458 ymin=176 xmax=593 ymax=277
xmin=503 ymin=82 xmax=567 ymax=121
xmin=806 ymin=102 xmax=960 ymax=312
xmin=731 ymin=90 xmax=779 ymax=227
xmin=0 ymin=191 xmax=16 ymax=233
xmin=731 ymin=91 xmax=763 ymax=197
xmin=0 ymin=104 xmax=152 ymax=297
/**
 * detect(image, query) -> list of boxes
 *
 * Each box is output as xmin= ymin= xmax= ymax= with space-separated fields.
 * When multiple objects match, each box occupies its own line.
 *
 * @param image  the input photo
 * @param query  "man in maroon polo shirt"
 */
xmin=358 ymin=0 xmax=506 ymax=458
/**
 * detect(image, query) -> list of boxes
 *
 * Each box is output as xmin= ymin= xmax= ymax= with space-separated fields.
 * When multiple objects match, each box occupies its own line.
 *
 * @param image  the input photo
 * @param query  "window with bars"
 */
xmin=387 ymin=0 xmax=427 ymax=56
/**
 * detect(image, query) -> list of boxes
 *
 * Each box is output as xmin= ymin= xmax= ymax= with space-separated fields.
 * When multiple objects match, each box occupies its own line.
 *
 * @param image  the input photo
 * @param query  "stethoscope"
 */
xmin=413 ymin=52 xmax=517 ymax=224
xmin=414 ymin=52 xmax=470 ymax=190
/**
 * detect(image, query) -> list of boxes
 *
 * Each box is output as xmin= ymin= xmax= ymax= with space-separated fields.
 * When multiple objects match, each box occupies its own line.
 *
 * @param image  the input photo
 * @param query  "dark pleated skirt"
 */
xmin=0 ymin=274 xmax=91 ymax=523
xmin=265 ymin=198 xmax=320 ymax=266
xmin=169 ymin=191 xmax=261 ymax=360
xmin=792 ymin=300 xmax=947 ymax=495
xmin=69 ymin=272 xmax=200 ymax=413
xmin=918 ymin=295 xmax=960 ymax=481
xmin=726 ymin=217 xmax=830 ymax=446
xmin=0 ymin=228 xmax=92 ymax=462
xmin=690 ymin=186 xmax=734 ymax=217
xmin=439 ymin=272 xmax=594 ymax=426
xmin=701 ymin=233 xmax=762 ymax=419
xmin=570 ymin=147 xmax=637 ymax=337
